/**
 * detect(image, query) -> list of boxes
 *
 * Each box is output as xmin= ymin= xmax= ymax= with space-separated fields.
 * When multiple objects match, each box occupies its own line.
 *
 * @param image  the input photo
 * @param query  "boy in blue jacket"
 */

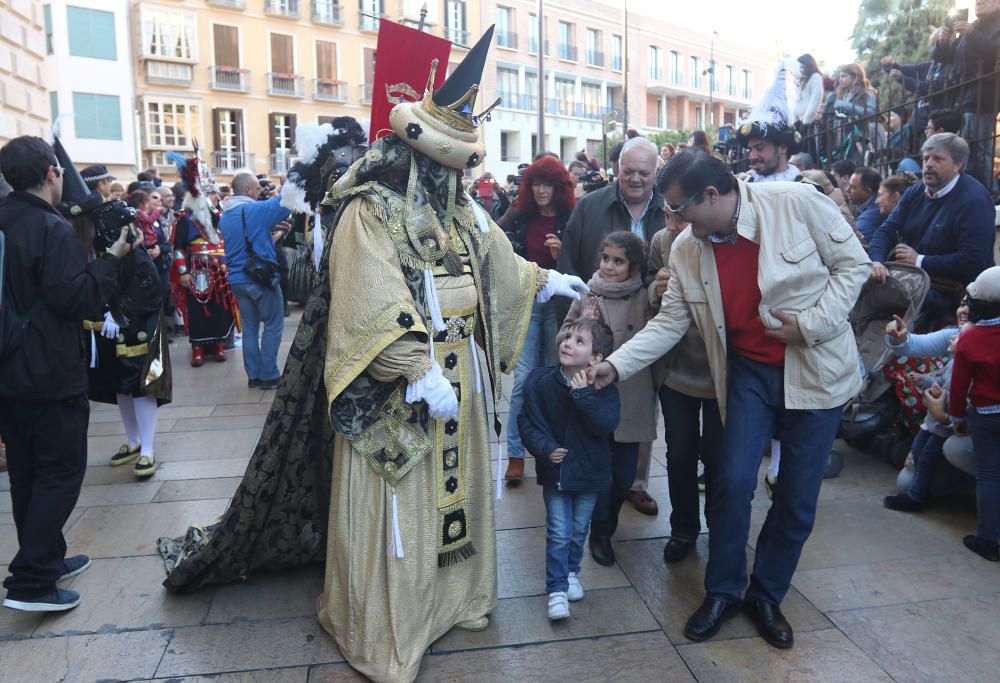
xmin=518 ymin=318 xmax=620 ymax=621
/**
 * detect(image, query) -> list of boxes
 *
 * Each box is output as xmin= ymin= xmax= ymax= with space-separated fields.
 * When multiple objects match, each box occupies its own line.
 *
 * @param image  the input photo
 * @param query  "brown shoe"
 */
xmin=504 ymin=457 xmax=524 ymax=484
xmin=626 ymin=490 xmax=659 ymax=516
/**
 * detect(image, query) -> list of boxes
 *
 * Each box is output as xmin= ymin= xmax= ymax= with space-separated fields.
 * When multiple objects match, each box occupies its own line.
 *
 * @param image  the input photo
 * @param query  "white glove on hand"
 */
xmin=538 ymin=271 xmax=590 ymax=303
xmin=101 ymin=311 xmax=120 ymax=339
xmin=405 ymin=362 xmax=459 ymax=421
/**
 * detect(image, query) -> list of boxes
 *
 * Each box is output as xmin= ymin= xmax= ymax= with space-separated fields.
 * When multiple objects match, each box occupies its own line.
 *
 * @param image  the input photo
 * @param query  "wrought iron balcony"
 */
xmin=269 ymin=151 xmax=297 ymax=175
xmin=264 ymin=0 xmax=299 ymax=17
xmin=314 ymin=78 xmax=347 ymax=101
xmin=559 ymin=43 xmax=577 ymax=61
xmin=209 ymin=65 xmax=251 ymax=92
xmin=359 ymin=11 xmax=382 ymax=32
xmin=586 ymin=50 xmax=604 ymax=68
xmin=361 ymin=82 xmax=374 ymax=104
xmin=267 ymin=72 xmax=304 ymax=97
xmin=207 ymin=0 xmax=245 ymax=8
xmin=497 ymin=31 xmax=518 ymax=50
xmin=312 ymin=0 xmax=342 ymax=25
xmin=212 ymin=151 xmax=255 ymax=174
xmin=445 ymin=27 xmax=470 ymax=46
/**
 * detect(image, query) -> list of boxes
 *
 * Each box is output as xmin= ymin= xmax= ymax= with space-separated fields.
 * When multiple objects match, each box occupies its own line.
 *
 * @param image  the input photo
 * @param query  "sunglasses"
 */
xmin=666 ymin=190 xmax=703 ymax=216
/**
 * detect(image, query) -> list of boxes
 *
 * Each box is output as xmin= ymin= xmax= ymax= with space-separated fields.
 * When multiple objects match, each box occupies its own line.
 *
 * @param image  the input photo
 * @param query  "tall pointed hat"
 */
xmin=735 ymin=59 xmax=801 ymax=154
xmin=53 ymin=135 xmax=103 ymax=216
xmin=388 ymin=26 xmax=501 ymax=170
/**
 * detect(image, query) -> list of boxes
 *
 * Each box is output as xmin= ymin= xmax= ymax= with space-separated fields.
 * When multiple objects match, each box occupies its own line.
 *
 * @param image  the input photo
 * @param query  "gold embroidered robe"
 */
xmin=317 ymin=185 xmax=540 ymax=682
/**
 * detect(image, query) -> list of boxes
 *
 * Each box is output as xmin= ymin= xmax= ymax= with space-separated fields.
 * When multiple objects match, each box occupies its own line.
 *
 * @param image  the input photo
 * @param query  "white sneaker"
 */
xmin=567 ymin=572 xmax=584 ymax=601
xmin=547 ymin=591 xmax=570 ymax=620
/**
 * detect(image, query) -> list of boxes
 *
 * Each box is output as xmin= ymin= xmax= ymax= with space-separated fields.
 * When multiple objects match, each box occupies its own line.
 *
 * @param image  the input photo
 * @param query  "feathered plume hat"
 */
xmin=166 ymin=143 xmax=217 ymax=198
xmin=735 ymin=60 xmax=802 ymax=154
xmin=280 ymin=117 xmax=368 ymax=216
xmin=387 ymin=26 xmax=501 ymax=170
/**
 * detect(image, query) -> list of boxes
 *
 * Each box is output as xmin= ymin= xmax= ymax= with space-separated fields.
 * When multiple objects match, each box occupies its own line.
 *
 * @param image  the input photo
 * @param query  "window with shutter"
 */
xmin=72 ymin=92 xmax=122 ymax=140
xmin=270 ymin=34 xmax=294 ymax=74
xmin=316 ymin=40 xmax=336 ymax=80
xmin=67 ymin=6 xmax=117 ymax=60
xmin=213 ymin=25 xmax=239 ymax=68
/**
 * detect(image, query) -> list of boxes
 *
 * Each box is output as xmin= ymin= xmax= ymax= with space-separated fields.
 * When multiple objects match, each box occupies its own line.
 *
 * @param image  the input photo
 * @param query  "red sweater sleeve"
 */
xmin=948 ymin=338 xmax=973 ymax=420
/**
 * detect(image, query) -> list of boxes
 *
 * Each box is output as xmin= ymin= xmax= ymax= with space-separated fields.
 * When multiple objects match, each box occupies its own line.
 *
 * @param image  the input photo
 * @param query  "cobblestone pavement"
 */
xmin=2 ymin=310 xmax=998 ymax=682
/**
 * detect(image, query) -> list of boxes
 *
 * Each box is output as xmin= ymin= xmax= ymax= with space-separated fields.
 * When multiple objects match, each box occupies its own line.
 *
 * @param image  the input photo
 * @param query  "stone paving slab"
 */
xmin=0 ymin=628 xmax=172 ymax=681
xmin=156 ymin=616 xmax=345 ymax=678
xmin=153 ymin=477 xmax=242 ymax=503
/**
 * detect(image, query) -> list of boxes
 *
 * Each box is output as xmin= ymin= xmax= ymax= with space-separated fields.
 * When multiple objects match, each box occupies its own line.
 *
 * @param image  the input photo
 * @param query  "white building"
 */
xmin=43 ymin=0 xmax=139 ymax=177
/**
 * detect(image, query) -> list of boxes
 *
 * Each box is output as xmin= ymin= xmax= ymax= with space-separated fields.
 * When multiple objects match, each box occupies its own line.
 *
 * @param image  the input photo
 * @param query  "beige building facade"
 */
xmin=477 ymin=0 xmax=770 ymax=177
xmin=0 ymin=0 xmax=50 ymax=144
xmin=133 ymin=0 xmax=482 ymax=182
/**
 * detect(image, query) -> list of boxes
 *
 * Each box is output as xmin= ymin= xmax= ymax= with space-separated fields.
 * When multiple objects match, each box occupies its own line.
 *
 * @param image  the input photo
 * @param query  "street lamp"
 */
xmin=703 ymin=30 xmax=719 ymax=129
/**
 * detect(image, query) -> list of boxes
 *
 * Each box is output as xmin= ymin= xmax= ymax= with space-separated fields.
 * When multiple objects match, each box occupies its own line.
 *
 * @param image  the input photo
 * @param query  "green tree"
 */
xmin=851 ymin=0 xmax=953 ymax=110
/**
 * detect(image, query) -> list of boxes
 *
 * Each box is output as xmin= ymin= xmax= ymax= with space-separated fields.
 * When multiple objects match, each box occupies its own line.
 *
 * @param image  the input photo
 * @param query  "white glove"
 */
xmin=101 ymin=311 xmax=120 ymax=339
xmin=405 ymin=362 xmax=458 ymax=421
xmin=538 ymin=271 xmax=590 ymax=303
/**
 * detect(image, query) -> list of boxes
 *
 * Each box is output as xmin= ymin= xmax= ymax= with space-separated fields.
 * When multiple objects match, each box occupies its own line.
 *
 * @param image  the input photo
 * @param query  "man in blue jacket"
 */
xmin=219 ymin=172 xmax=291 ymax=389
xmin=868 ymin=133 xmax=995 ymax=325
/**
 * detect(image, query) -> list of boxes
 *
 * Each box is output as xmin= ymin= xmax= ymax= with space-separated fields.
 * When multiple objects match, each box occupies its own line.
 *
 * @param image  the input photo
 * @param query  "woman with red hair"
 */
xmin=498 ymin=156 xmax=576 ymax=483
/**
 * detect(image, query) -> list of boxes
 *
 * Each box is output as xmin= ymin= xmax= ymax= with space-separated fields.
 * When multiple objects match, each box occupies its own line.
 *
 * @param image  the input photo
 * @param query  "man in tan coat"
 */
xmin=589 ymin=150 xmax=870 ymax=649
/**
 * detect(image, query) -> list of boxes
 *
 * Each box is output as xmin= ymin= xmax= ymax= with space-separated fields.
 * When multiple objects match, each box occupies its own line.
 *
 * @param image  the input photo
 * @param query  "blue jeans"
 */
xmin=906 ymin=428 xmax=947 ymax=502
xmin=968 ymin=409 xmax=1000 ymax=543
xmin=659 ymin=386 xmax=723 ymax=542
xmin=591 ymin=440 xmax=639 ymax=527
xmin=543 ymin=487 xmax=597 ymax=594
xmin=507 ymin=299 xmax=559 ymax=458
xmin=231 ymin=281 xmax=284 ymax=382
xmin=706 ymin=354 xmax=843 ymax=604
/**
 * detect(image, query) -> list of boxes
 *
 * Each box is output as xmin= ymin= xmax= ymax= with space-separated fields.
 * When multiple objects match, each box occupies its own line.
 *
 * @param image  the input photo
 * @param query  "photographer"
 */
xmin=0 ymin=136 xmax=134 ymax=612
xmin=219 ymin=172 xmax=290 ymax=390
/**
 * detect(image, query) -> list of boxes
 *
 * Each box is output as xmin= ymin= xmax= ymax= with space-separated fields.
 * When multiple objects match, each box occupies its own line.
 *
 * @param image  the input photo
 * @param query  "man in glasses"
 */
xmin=589 ymin=150 xmax=870 ymax=650
xmin=0 ymin=136 xmax=134 ymax=613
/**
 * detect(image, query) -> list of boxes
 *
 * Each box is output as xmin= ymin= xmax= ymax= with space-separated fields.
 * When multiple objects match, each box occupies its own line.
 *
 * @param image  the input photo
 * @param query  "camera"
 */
xmin=92 ymin=200 xmax=137 ymax=251
xmin=577 ymin=170 xmax=608 ymax=194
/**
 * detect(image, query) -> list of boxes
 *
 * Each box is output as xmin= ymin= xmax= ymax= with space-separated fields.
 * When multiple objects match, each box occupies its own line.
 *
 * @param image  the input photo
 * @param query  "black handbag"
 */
xmin=241 ymin=207 xmax=280 ymax=287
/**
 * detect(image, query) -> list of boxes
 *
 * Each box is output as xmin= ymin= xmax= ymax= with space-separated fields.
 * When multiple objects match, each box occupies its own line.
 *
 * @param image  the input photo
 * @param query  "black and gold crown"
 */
xmin=389 ymin=26 xmax=501 ymax=169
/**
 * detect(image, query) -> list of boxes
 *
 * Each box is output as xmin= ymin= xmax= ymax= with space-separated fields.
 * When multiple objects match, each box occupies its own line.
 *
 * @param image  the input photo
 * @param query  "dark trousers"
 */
xmin=0 ymin=395 xmax=89 ymax=598
xmin=659 ymin=385 xmax=723 ymax=542
xmin=706 ymin=355 xmax=843 ymax=604
xmin=591 ymin=440 xmax=639 ymax=530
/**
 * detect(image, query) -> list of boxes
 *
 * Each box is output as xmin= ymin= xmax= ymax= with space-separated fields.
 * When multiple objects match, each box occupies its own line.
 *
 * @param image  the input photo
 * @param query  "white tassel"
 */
xmin=495 ymin=443 xmax=504 ymax=500
xmin=423 ymin=268 xmax=447 ymax=332
xmin=388 ymin=490 xmax=404 ymax=559
xmin=469 ymin=336 xmax=483 ymax=395
xmin=89 ymin=330 xmax=97 ymax=368
xmin=312 ymin=218 xmax=324 ymax=272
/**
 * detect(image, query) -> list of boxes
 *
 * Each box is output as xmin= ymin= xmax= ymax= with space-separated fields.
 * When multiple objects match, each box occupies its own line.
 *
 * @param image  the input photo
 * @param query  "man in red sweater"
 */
xmin=949 ymin=266 xmax=1000 ymax=561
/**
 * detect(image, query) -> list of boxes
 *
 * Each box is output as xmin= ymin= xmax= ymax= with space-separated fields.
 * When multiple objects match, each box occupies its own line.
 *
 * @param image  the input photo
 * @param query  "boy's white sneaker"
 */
xmin=567 ymin=572 xmax=584 ymax=601
xmin=547 ymin=591 xmax=570 ymax=620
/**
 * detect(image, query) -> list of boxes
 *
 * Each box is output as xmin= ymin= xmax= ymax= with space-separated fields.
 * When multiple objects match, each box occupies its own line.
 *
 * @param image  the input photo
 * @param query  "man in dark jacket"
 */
xmin=869 ymin=133 xmax=995 ymax=325
xmin=0 ymin=136 xmax=133 ymax=612
xmin=556 ymin=137 xmax=665 ymax=285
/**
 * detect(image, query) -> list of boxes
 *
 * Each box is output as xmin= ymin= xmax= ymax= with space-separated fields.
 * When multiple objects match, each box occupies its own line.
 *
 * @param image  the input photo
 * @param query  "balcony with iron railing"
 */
xmin=312 ymin=0 xmax=342 ymax=25
xmin=314 ymin=78 xmax=347 ymax=101
xmin=207 ymin=0 xmax=245 ymax=8
xmin=529 ymin=38 xmax=550 ymax=55
xmin=446 ymin=27 xmax=470 ymax=46
xmin=212 ymin=151 xmax=255 ymax=174
xmin=575 ymin=103 xmax=608 ymax=120
xmin=586 ymin=50 xmax=603 ymax=68
xmin=269 ymin=151 xmax=297 ymax=175
xmin=265 ymin=0 xmax=299 ymax=17
xmin=559 ymin=43 xmax=577 ymax=61
xmin=497 ymin=31 xmax=517 ymax=50
xmin=209 ymin=65 xmax=251 ymax=92
xmin=546 ymin=97 xmax=575 ymax=117
xmin=361 ymin=82 xmax=374 ymax=104
xmin=359 ymin=11 xmax=382 ymax=32
xmin=267 ymin=72 xmax=304 ymax=97
xmin=498 ymin=92 xmax=536 ymax=112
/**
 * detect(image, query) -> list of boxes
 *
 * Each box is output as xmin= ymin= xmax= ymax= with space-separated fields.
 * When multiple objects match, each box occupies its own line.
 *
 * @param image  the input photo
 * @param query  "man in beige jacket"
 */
xmin=589 ymin=150 xmax=870 ymax=649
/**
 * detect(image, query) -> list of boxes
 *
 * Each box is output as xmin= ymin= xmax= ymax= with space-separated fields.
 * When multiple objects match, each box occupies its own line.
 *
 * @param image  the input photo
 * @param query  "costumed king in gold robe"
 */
xmin=316 ymin=28 xmax=589 ymax=681
xmin=156 ymin=25 xmax=587 ymax=683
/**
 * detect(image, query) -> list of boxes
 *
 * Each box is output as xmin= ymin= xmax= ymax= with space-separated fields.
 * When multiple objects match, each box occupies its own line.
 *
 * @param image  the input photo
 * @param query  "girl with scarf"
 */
xmin=560 ymin=231 xmax=657 ymax=565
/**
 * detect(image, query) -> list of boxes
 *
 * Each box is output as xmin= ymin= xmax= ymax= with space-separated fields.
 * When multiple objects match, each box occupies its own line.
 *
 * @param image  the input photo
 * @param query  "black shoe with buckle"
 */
xmin=743 ymin=597 xmax=794 ymax=648
xmin=684 ymin=595 xmax=741 ymax=642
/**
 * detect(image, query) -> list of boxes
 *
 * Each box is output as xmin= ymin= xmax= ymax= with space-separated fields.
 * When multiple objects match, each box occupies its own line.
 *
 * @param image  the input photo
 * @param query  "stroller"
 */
xmin=837 ymin=262 xmax=931 ymax=467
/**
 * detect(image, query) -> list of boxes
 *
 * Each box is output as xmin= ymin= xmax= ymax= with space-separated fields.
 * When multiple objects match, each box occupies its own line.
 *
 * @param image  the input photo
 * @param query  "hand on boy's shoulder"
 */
xmin=569 ymin=369 xmax=589 ymax=391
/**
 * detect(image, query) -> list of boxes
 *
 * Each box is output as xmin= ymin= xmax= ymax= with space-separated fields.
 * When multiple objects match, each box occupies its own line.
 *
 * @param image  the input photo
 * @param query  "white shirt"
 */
xmin=750 ymin=164 xmax=801 ymax=183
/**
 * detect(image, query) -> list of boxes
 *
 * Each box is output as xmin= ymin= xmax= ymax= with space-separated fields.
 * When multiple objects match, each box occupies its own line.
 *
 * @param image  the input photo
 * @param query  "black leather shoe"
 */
xmin=684 ymin=596 xmax=741 ymax=642
xmin=742 ymin=598 xmax=794 ymax=648
xmin=588 ymin=529 xmax=615 ymax=567
xmin=663 ymin=538 xmax=694 ymax=563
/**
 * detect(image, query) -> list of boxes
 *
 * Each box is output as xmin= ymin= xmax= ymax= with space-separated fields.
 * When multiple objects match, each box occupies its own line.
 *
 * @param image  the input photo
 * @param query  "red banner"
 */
xmin=369 ymin=20 xmax=452 ymax=144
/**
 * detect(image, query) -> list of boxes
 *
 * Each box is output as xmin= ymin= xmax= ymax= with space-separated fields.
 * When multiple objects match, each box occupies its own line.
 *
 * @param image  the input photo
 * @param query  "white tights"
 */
xmin=117 ymin=394 xmax=158 ymax=456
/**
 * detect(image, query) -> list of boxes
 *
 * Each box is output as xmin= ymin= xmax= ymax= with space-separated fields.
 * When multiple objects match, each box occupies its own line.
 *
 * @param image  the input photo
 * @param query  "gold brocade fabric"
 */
xmin=317 ymin=186 xmax=540 ymax=682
